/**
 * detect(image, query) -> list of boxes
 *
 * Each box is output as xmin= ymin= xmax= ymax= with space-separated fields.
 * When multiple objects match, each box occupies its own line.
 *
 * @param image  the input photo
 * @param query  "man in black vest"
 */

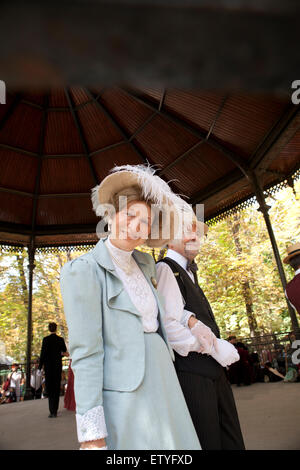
xmin=156 ymin=220 xmax=245 ymax=450
xmin=38 ymin=322 xmax=68 ymax=418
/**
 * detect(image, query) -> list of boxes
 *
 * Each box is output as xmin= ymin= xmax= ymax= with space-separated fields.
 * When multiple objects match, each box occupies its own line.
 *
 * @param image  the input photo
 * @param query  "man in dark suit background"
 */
xmin=39 ymin=322 xmax=69 ymax=417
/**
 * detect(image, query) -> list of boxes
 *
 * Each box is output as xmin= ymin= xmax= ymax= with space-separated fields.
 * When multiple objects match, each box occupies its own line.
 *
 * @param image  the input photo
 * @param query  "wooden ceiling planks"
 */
xmin=0 ymin=86 xmax=299 ymax=247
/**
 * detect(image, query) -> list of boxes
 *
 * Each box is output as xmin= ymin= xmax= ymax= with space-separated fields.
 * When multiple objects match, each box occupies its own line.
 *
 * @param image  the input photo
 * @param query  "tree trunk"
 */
xmin=16 ymin=253 xmax=28 ymax=309
xmin=38 ymin=262 xmax=67 ymax=339
xmin=229 ymin=213 xmax=259 ymax=338
xmin=66 ymin=248 xmax=73 ymax=262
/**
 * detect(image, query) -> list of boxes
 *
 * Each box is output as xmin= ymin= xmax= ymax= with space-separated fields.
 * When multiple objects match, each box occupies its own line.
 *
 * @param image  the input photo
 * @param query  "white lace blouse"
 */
xmin=76 ymin=237 xmax=159 ymax=446
xmin=105 ymin=237 xmax=159 ymax=332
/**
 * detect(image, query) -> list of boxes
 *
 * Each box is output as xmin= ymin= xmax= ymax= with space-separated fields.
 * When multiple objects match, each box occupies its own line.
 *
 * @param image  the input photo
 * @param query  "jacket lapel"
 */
xmin=90 ymin=238 xmax=142 ymax=317
xmin=90 ymin=239 xmax=175 ymax=359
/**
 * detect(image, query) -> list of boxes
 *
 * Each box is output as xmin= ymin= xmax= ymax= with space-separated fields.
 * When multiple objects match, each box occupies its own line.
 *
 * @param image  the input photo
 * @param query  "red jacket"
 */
xmin=286 ymin=273 xmax=300 ymax=314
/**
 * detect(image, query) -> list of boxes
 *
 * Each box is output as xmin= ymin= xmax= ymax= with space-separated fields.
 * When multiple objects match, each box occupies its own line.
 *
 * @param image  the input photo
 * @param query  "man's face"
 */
xmin=169 ymin=222 xmax=202 ymax=261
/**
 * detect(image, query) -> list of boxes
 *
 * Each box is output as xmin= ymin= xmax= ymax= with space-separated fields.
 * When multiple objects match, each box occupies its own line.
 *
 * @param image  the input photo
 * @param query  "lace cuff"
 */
xmin=76 ymin=405 xmax=108 ymax=443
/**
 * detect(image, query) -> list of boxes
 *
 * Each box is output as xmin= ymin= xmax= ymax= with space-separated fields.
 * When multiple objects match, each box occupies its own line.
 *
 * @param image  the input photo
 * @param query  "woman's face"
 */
xmin=110 ymin=200 xmax=153 ymax=250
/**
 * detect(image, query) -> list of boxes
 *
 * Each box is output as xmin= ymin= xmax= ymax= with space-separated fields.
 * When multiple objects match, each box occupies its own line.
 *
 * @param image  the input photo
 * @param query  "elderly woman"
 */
xmin=60 ymin=165 xmax=201 ymax=450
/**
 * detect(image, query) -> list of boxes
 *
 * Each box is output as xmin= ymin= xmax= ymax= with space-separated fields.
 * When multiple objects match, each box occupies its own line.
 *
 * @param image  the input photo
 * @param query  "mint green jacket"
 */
xmin=60 ymin=238 xmax=174 ymax=416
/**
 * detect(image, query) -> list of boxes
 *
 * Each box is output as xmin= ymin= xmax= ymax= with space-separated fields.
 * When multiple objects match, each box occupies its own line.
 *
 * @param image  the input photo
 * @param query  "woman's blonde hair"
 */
xmin=107 ymin=185 xmax=158 ymax=234
xmin=110 ymin=185 xmax=146 ymax=212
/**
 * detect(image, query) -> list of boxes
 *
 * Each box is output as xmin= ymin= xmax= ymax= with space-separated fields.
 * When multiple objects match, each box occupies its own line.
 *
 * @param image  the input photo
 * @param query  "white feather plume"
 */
xmin=91 ymin=162 xmax=195 ymax=236
xmin=91 ymin=184 xmax=103 ymax=217
xmin=109 ymin=163 xmax=191 ymax=213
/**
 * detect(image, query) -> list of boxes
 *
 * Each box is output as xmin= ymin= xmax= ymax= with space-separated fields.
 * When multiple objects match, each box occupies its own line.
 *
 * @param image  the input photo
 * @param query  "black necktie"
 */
xmin=187 ymin=260 xmax=198 ymax=284
xmin=187 ymin=260 xmax=198 ymax=274
xmin=186 ymin=259 xmax=218 ymax=330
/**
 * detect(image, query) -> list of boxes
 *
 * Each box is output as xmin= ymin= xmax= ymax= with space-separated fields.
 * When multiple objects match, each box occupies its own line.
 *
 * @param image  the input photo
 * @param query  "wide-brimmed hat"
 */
xmin=283 ymin=242 xmax=300 ymax=264
xmin=91 ymin=164 xmax=193 ymax=248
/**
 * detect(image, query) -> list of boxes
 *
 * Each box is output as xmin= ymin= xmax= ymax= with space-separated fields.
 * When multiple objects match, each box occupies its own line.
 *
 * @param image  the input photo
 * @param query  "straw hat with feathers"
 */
xmin=91 ymin=164 xmax=194 ymax=248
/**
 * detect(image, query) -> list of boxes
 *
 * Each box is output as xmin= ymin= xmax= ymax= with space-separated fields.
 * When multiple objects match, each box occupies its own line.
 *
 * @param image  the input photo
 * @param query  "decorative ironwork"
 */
xmin=0 ymin=244 xmax=26 ymax=254
xmin=206 ymin=169 xmax=300 ymax=226
xmin=206 ymin=196 xmax=257 ymax=226
xmin=0 ymin=171 xmax=299 ymax=251
xmin=35 ymin=244 xmax=96 ymax=254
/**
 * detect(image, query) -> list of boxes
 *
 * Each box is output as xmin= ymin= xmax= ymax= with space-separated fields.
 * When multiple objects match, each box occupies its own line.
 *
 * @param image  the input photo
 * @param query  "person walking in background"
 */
xmin=41 ymin=376 xmax=47 ymax=399
xmin=228 ymin=335 xmax=237 ymax=346
xmin=20 ymin=377 xmax=26 ymax=401
xmin=9 ymin=363 xmax=22 ymax=402
xmin=60 ymin=370 xmax=67 ymax=396
xmin=227 ymin=338 xmax=254 ymax=386
xmin=0 ymin=385 xmax=5 ymax=404
xmin=235 ymin=342 xmax=253 ymax=386
xmin=249 ymin=351 xmax=261 ymax=383
xmin=64 ymin=359 xmax=76 ymax=412
xmin=31 ymin=359 xmax=43 ymax=399
xmin=38 ymin=322 xmax=69 ymax=418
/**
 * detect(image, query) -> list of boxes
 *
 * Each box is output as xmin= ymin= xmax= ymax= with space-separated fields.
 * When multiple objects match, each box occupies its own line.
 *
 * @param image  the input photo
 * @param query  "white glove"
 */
xmin=190 ymin=320 xmax=218 ymax=355
xmin=210 ymin=339 xmax=240 ymax=367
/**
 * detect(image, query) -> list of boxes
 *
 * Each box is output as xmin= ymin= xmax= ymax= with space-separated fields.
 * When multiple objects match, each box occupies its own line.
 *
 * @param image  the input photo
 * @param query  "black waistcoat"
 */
xmin=157 ymin=257 xmax=222 ymax=380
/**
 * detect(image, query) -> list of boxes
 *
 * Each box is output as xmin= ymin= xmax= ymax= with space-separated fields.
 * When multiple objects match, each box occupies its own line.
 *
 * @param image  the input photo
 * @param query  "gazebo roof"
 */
xmin=0 ymin=86 xmax=299 ymax=250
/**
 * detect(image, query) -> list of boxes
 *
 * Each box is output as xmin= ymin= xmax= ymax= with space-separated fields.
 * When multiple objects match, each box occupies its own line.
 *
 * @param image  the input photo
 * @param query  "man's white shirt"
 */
xmin=156 ymin=249 xmax=201 ymax=356
xmin=156 ymin=249 xmax=240 ymax=367
xmin=30 ymin=368 xmax=43 ymax=390
xmin=10 ymin=371 xmax=22 ymax=388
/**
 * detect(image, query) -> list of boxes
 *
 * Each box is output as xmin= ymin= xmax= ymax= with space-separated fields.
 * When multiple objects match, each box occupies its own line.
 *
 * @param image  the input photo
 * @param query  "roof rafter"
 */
xmin=30 ymin=93 xmax=49 ymax=236
xmin=250 ymin=103 xmax=300 ymax=172
xmin=85 ymin=88 xmax=184 ymax=195
xmin=0 ymin=93 xmax=22 ymax=131
xmin=123 ymin=88 xmax=250 ymax=178
xmin=84 ymin=88 xmax=149 ymax=166
xmin=190 ymin=168 xmax=245 ymax=205
xmin=257 ymin=115 xmax=300 ymax=180
xmin=64 ymin=87 xmax=98 ymax=185
xmin=160 ymin=93 xmax=229 ymax=176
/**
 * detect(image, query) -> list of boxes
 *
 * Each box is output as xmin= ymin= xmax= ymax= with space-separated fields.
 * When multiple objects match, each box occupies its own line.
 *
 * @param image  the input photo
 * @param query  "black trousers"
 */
xmin=177 ymin=368 xmax=245 ymax=450
xmin=45 ymin=367 xmax=61 ymax=415
xmin=30 ymin=386 xmax=42 ymax=399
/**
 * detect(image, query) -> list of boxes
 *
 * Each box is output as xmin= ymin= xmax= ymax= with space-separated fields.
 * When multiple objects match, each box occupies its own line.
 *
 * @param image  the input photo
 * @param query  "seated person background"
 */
xmin=263 ymin=362 xmax=285 ymax=382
